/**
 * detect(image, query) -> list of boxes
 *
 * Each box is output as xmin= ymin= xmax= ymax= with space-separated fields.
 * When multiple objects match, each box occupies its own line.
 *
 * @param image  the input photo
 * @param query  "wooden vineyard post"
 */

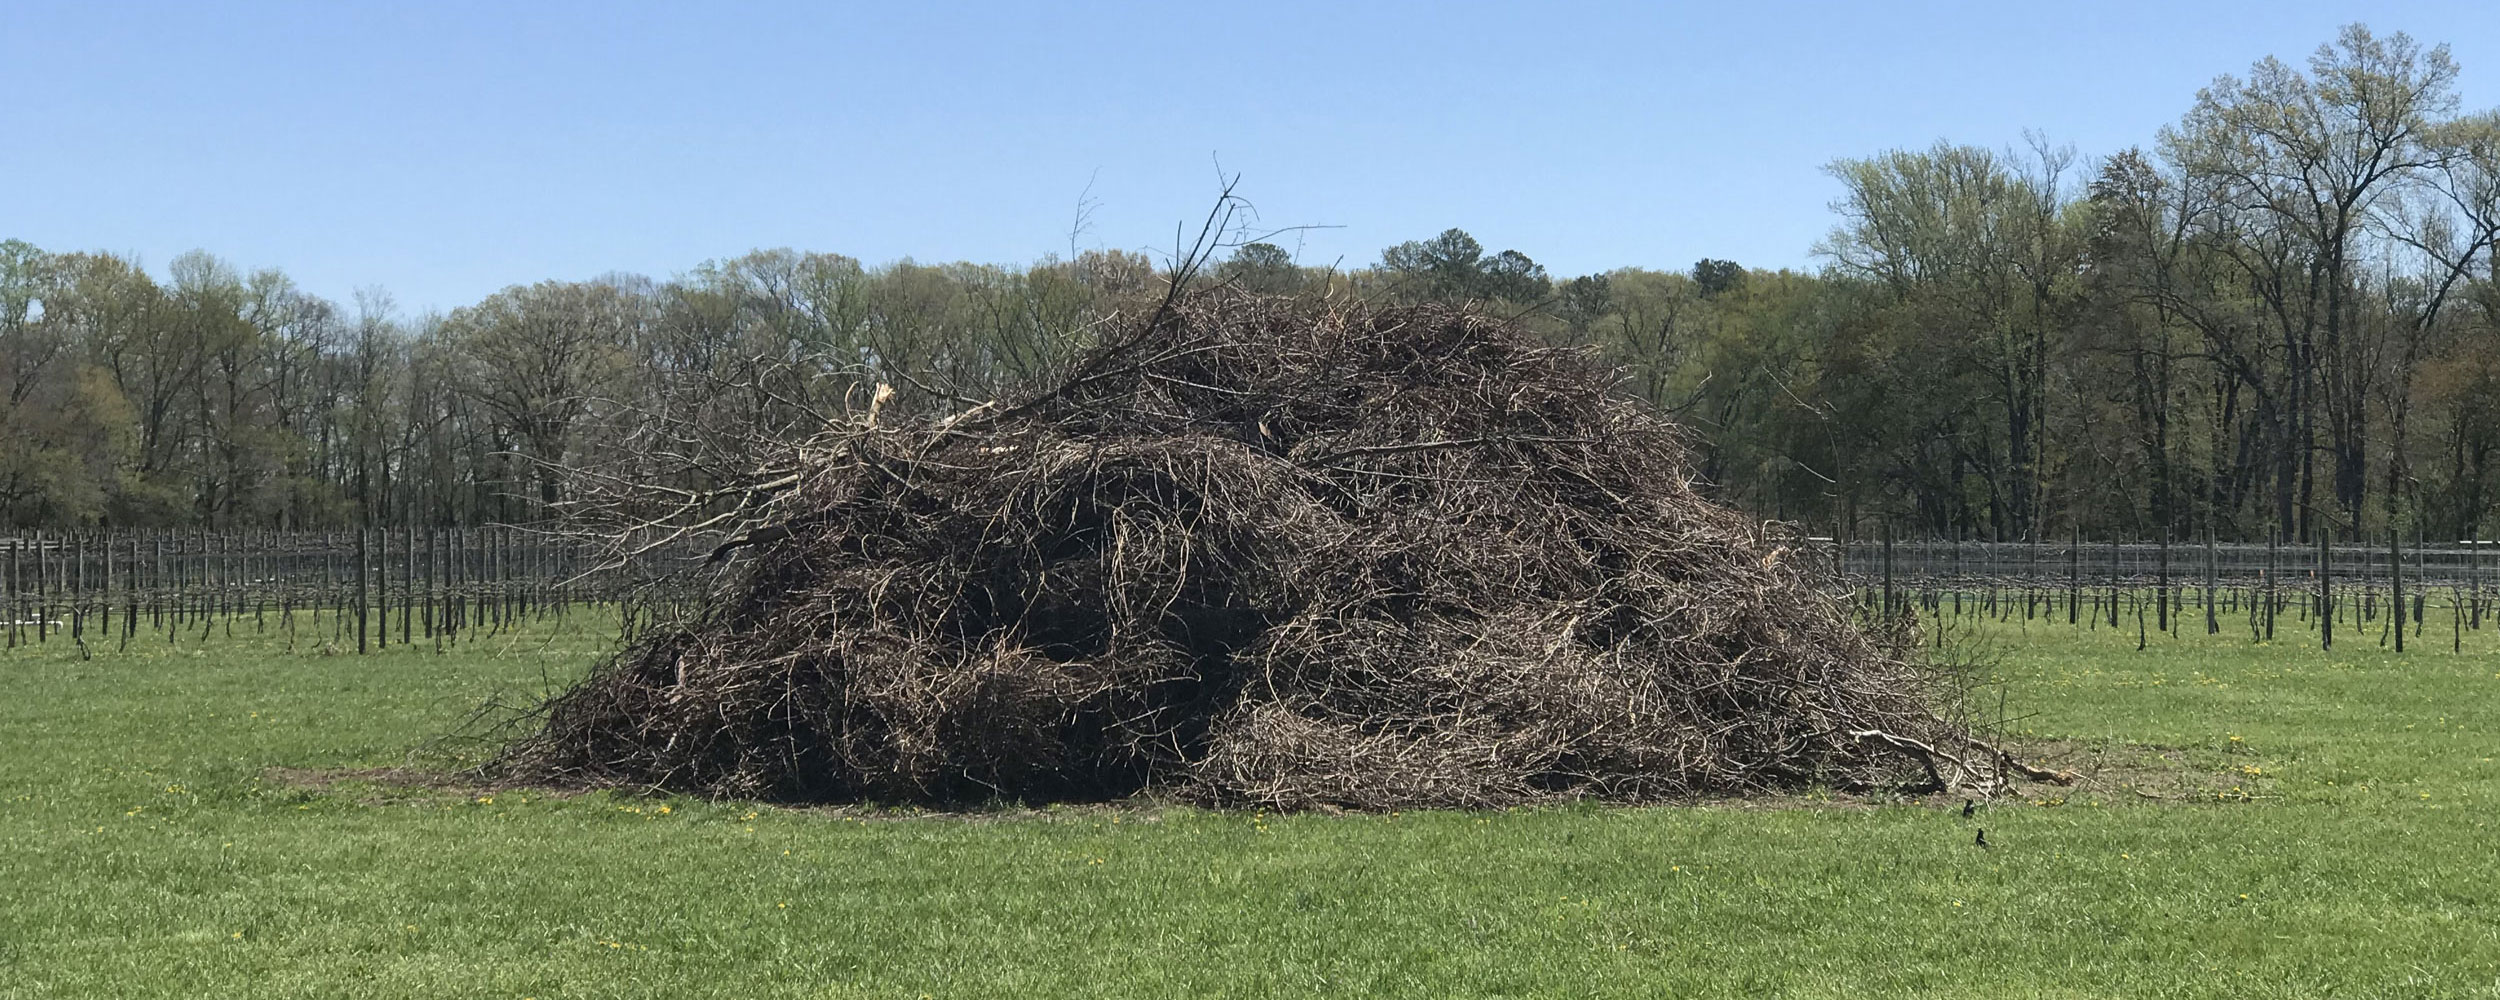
xmin=149 ymin=533 xmax=163 ymax=642
xmin=374 ymin=527 xmax=387 ymax=651
xmin=493 ymin=526 xmax=508 ymax=632
xmin=2265 ymin=529 xmax=2278 ymax=641
xmin=336 ymin=530 xmax=352 ymax=646
xmin=318 ymin=531 xmax=332 ymax=637
xmin=124 ymin=533 xmax=138 ymax=648
xmin=447 ymin=528 xmax=461 ymax=646
xmin=485 ymin=526 xmax=496 ymax=631
xmin=279 ymin=533 xmax=296 ymax=647
xmin=2391 ymin=526 xmax=2404 ymax=654
xmin=504 ymin=526 xmax=518 ymax=629
xmin=2107 ymin=537 xmax=2121 ymax=628
xmin=2205 ymin=528 xmax=2219 ymax=635
xmin=2318 ymin=520 xmax=2333 ymax=651
xmin=195 ymin=531 xmax=208 ymax=636
xmin=101 ymin=529 xmax=114 ymax=642
xmin=2414 ymin=521 xmax=2427 ymax=631
xmin=244 ymin=530 xmax=254 ymax=632
xmin=2020 ymin=532 xmax=2032 ymax=620
xmin=2155 ymin=526 xmax=2169 ymax=635
xmin=7 ymin=537 xmax=18 ymax=649
xmin=205 ymin=531 xmax=218 ymax=637
xmin=2475 ymin=538 xmax=2487 ymax=632
xmin=2067 ymin=525 xmax=2080 ymax=624
xmin=426 ymin=527 xmax=439 ymax=651
xmin=525 ymin=530 xmax=539 ymax=622
xmin=355 ymin=527 xmax=370 ymax=655
xmin=403 ymin=521 xmax=416 ymax=646
xmin=34 ymin=530 xmax=47 ymax=643
xmin=500 ymin=526 xmax=513 ymax=630
xmin=480 ymin=526 xmax=491 ymax=632
xmin=439 ymin=527 xmax=452 ymax=647
xmin=71 ymin=531 xmax=85 ymax=642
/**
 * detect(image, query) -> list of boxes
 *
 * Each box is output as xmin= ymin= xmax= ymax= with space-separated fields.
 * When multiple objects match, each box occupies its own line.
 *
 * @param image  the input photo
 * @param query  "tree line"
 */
xmin=3 ymin=24 xmax=2494 ymax=543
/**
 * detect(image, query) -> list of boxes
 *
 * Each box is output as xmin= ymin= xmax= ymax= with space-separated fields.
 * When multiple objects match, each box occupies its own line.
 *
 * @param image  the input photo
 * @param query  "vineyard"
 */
xmin=0 ymin=528 xmax=626 ymax=653
xmin=8 ymin=528 xmax=2494 ymax=655
xmin=1832 ymin=536 xmax=2500 ymax=650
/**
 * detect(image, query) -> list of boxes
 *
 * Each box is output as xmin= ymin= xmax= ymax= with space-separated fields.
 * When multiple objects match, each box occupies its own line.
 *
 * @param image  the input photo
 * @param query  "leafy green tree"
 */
xmin=1219 ymin=242 xmax=1304 ymax=294
xmin=1554 ymin=273 xmax=1612 ymax=335
xmin=1377 ymin=229 xmax=1550 ymax=303
xmin=437 ymin=281 xmax=647 ymax=511
xmin=1690 ymin=259 xmax=1746 ymax=297
xmin=1479 ymin=249 xmax=1551 ymax=302
xmin=1820 ymin=140 xmax=2081 ymax=537
xmin=2162 ymin=23 xmax=2461 ymax=529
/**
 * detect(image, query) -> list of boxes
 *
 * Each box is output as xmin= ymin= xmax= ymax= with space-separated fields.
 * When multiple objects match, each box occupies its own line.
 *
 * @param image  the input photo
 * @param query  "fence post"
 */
xmin=2107 ymin=537 xmax=2120 ymax=628
xmin=2063 ymin=525 xmax=2076 ymax=624
xmin=2265 ymin=529 xmax=2278 ymax=641
xmin=7 ymin=537 xmax=19 ymax=649
xmin=403 ymin=520 xmax=416 ymax=646
xmin=355 ymin=527 xmax=370 ymax=655
xmin=2204 ymin=528 xmax=2218 ymax=636
xmin=101 ymin=529 xmax=114 ymax=642
xmin=374 ymin=527 xmax=387 ymax=651
xmin=2391 ymin=526 xmax=2404 ymax=654
xmin=71 ymin=532 xmax=85 ymax=642
xmin=34 ymin=530 xmax=47 ymax=643
xmin=424 ymin=527 xmax=438 ymax=650
xmin=2318 ymin=521 xmax=2333 ymax=651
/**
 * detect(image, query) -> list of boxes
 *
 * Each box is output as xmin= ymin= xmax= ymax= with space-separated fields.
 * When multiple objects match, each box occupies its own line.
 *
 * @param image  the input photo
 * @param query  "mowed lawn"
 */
xmin=2 ymin=612 xmax=2496 ymax=998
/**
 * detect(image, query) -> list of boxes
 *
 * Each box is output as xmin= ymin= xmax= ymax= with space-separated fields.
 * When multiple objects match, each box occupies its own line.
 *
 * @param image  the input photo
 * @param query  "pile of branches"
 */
xmin=498 ymin=291 xmax=1977 ymax=808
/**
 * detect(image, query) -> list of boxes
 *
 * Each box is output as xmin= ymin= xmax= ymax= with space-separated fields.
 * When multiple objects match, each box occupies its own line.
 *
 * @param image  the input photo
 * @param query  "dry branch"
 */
xmin=495 ymin=291 xmax=1965 ymax=809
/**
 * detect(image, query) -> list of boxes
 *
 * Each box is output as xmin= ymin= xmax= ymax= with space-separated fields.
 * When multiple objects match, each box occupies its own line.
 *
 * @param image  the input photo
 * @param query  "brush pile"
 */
xmin=499 ymin=293 xmax=1962 ymax=808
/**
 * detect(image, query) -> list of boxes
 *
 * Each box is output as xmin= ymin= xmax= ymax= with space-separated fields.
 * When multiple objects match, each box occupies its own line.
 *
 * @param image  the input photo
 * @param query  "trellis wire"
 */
xmin=1824 ymin=533 xmax=2497 ymax=652
xmin=0 ymin=528 xmax=691 ymax=653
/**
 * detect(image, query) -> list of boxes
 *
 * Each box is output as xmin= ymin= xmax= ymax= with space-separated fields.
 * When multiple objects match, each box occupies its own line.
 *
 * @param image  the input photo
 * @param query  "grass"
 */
xmin=2 ymin=611 xmax=2496 ymax=998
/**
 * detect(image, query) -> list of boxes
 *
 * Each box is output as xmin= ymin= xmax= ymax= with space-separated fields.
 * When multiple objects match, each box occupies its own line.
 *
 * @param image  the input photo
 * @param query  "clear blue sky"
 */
xmin=5 ymin=1 xmax=2496 ymax=314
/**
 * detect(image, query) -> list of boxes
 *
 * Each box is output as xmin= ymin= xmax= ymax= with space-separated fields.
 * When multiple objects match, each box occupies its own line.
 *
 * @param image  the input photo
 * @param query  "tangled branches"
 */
xmin=497 ymin=291 xmax=1970 ymax=808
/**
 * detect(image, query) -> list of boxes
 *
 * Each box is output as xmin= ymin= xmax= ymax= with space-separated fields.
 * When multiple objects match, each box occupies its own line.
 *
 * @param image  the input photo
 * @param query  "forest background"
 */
xmin=5 ymin=25 xmax=2497 ymax=547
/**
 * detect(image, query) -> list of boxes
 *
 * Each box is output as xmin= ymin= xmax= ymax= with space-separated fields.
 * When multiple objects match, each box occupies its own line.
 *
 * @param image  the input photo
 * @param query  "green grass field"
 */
xmin=2 ymin=612 xmax=2495 ymax=998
